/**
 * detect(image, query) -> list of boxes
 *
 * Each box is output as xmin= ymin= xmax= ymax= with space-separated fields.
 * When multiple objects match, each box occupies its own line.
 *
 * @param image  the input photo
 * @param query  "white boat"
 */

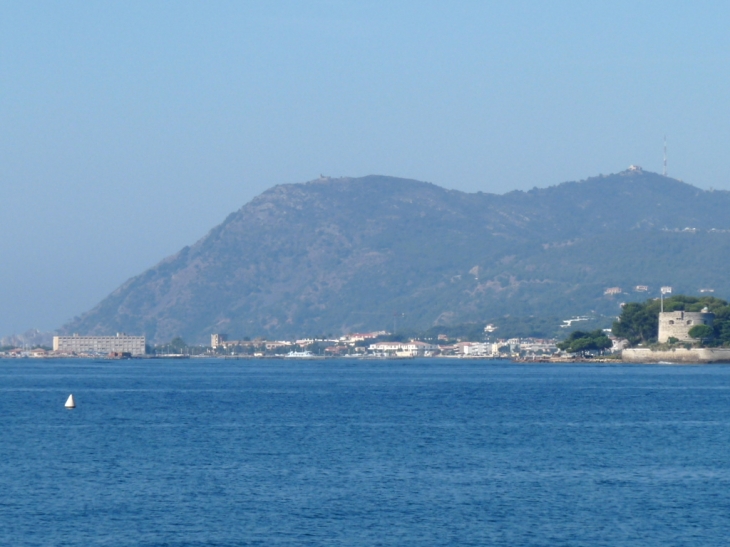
xmin=65 ymin=394 xmax=76 ymax=409
xmin=285 ymin=350 xmax=316 ymax=359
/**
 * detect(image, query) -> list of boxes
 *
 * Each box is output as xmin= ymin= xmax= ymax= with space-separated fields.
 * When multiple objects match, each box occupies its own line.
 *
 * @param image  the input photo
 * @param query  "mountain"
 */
xmin=61 ymin=169 xmax=730 ymax=343
xmin=1 ymin=329 xmax=55 ymax=349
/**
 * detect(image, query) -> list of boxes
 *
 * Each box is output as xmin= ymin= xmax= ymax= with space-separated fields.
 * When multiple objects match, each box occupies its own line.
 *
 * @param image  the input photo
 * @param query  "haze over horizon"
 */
xmin=2 ymin=1 xmax=730 ymax=336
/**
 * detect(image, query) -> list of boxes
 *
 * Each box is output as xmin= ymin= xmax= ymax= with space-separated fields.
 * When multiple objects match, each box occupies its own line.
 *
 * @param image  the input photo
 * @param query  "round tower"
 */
xmin=658 ymin=307 xmax=714 ymax=343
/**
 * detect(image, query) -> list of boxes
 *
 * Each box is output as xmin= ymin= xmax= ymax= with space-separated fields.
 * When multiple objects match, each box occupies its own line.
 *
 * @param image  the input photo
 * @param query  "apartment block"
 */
xmin=53 ymin=333 xmax=146 ymax=356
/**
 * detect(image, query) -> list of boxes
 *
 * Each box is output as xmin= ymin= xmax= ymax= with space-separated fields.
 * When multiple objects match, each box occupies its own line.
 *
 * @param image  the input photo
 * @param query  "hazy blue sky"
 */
xmin=2 ymin=1 xmax=730 ymax=336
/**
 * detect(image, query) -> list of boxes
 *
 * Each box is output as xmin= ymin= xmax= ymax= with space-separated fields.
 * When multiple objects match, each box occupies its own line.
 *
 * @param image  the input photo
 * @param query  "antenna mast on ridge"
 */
xmin=663 ymin=135 xmax=667 ymax=176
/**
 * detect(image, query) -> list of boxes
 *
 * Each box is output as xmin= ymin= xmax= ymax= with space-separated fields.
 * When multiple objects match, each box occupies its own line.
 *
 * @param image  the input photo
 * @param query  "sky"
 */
xmin=2 ymin=1 xmax=730 ymax=336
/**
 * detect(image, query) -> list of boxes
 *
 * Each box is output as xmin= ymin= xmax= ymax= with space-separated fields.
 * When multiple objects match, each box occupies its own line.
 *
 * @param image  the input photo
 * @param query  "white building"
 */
xmin=462 ymin=342 xmax=491 ymax=356
xmin=339 ymin=331 xmax=388 ymax=344
xmin=519 ymin=340 xmax=558 ymax=354
xmin=368 ymin=341 xmax=437 ymax=357
xmin=211 ymin=333 xmax=228 ymax=348
xmin=53 ymin=333 xmax=146 ymax=356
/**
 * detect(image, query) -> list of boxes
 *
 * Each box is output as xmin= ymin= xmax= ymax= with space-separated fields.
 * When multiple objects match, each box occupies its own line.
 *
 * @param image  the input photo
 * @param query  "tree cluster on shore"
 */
xmin=556 ymin=330 xmax=612 ymax=353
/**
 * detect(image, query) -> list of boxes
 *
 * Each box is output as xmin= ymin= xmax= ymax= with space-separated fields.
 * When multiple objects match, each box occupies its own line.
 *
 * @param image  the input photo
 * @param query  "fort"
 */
xmin=657 ymin=308 xmax=714 ymax=343
xmin=622 ymin=306 xmax=730 ymax=363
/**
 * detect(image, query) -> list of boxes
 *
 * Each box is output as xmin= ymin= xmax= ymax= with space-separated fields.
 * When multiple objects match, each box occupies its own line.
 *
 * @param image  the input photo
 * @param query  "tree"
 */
xmin=557 ymin=330 xmax=612 ymax=353
xmin=688 ymin=324 xmax=714 ymax=342
xmin=169 ymin=337 xmax=187 ymax=353
xmin=612 ymin=301 xmax=660 ymax=345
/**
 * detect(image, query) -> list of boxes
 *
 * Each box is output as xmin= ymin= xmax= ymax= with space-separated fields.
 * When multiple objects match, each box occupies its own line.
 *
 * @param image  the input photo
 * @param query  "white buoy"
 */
xmin=65 ymin=394 xmax=76 ymax=409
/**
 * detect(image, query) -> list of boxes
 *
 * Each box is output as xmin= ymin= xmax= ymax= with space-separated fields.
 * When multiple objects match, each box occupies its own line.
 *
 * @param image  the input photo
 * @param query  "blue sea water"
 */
xmin=1 ymin=359 xmax=730 ymax=546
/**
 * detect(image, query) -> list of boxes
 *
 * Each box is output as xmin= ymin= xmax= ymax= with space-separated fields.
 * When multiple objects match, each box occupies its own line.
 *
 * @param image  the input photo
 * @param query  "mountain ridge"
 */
xmin=61 ymin=170 xmax=730 ymax=343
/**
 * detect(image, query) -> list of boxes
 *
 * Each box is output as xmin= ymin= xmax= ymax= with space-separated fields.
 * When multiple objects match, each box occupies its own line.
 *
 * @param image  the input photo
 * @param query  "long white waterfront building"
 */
xmin=53 ymin=333 xmax=146 ymax=356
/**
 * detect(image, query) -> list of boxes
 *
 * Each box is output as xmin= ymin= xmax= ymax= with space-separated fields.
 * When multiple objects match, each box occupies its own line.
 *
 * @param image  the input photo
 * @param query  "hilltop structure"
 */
xmin=657 ymin=308 xmax=714 ymax=343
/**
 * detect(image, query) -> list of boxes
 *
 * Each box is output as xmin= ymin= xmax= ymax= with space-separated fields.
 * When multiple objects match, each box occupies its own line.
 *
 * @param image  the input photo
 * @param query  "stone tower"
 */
xmin=658 ymin=308 xmax=714 ymax=343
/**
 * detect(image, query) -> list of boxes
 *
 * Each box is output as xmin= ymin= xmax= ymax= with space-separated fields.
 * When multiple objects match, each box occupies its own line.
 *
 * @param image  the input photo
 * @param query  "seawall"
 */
xmin=622 ymin=348 xmax=730 ymax=364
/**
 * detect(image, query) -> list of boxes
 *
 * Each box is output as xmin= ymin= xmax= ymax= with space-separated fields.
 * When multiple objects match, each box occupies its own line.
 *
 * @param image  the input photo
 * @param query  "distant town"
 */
xmin=8 ymin=292 xmax=730 ymax=364
xmin=0 ymin=327 xmax=626 ymax=362
xmin=8 ymin=291 xmax=730 ymax=364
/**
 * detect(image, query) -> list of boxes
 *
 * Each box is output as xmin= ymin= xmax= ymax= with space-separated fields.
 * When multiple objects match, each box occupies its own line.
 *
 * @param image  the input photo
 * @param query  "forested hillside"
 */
xmin=61 ymin=169 xmax=730 ymax=343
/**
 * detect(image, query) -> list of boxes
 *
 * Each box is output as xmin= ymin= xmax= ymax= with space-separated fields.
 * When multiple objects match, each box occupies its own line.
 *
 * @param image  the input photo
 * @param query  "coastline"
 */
xmin=4 ymin=350 xmax=730 ymax=365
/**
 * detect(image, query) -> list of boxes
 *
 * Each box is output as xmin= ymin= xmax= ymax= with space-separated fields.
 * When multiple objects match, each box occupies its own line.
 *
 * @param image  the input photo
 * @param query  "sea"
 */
xmin=1 ymin=358 xmax=730 ymax=546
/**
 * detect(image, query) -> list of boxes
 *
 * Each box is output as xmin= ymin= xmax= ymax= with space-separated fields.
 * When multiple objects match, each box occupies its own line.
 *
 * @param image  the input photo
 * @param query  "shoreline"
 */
xmin=3 ymin=354 xmax=727 ymax=365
